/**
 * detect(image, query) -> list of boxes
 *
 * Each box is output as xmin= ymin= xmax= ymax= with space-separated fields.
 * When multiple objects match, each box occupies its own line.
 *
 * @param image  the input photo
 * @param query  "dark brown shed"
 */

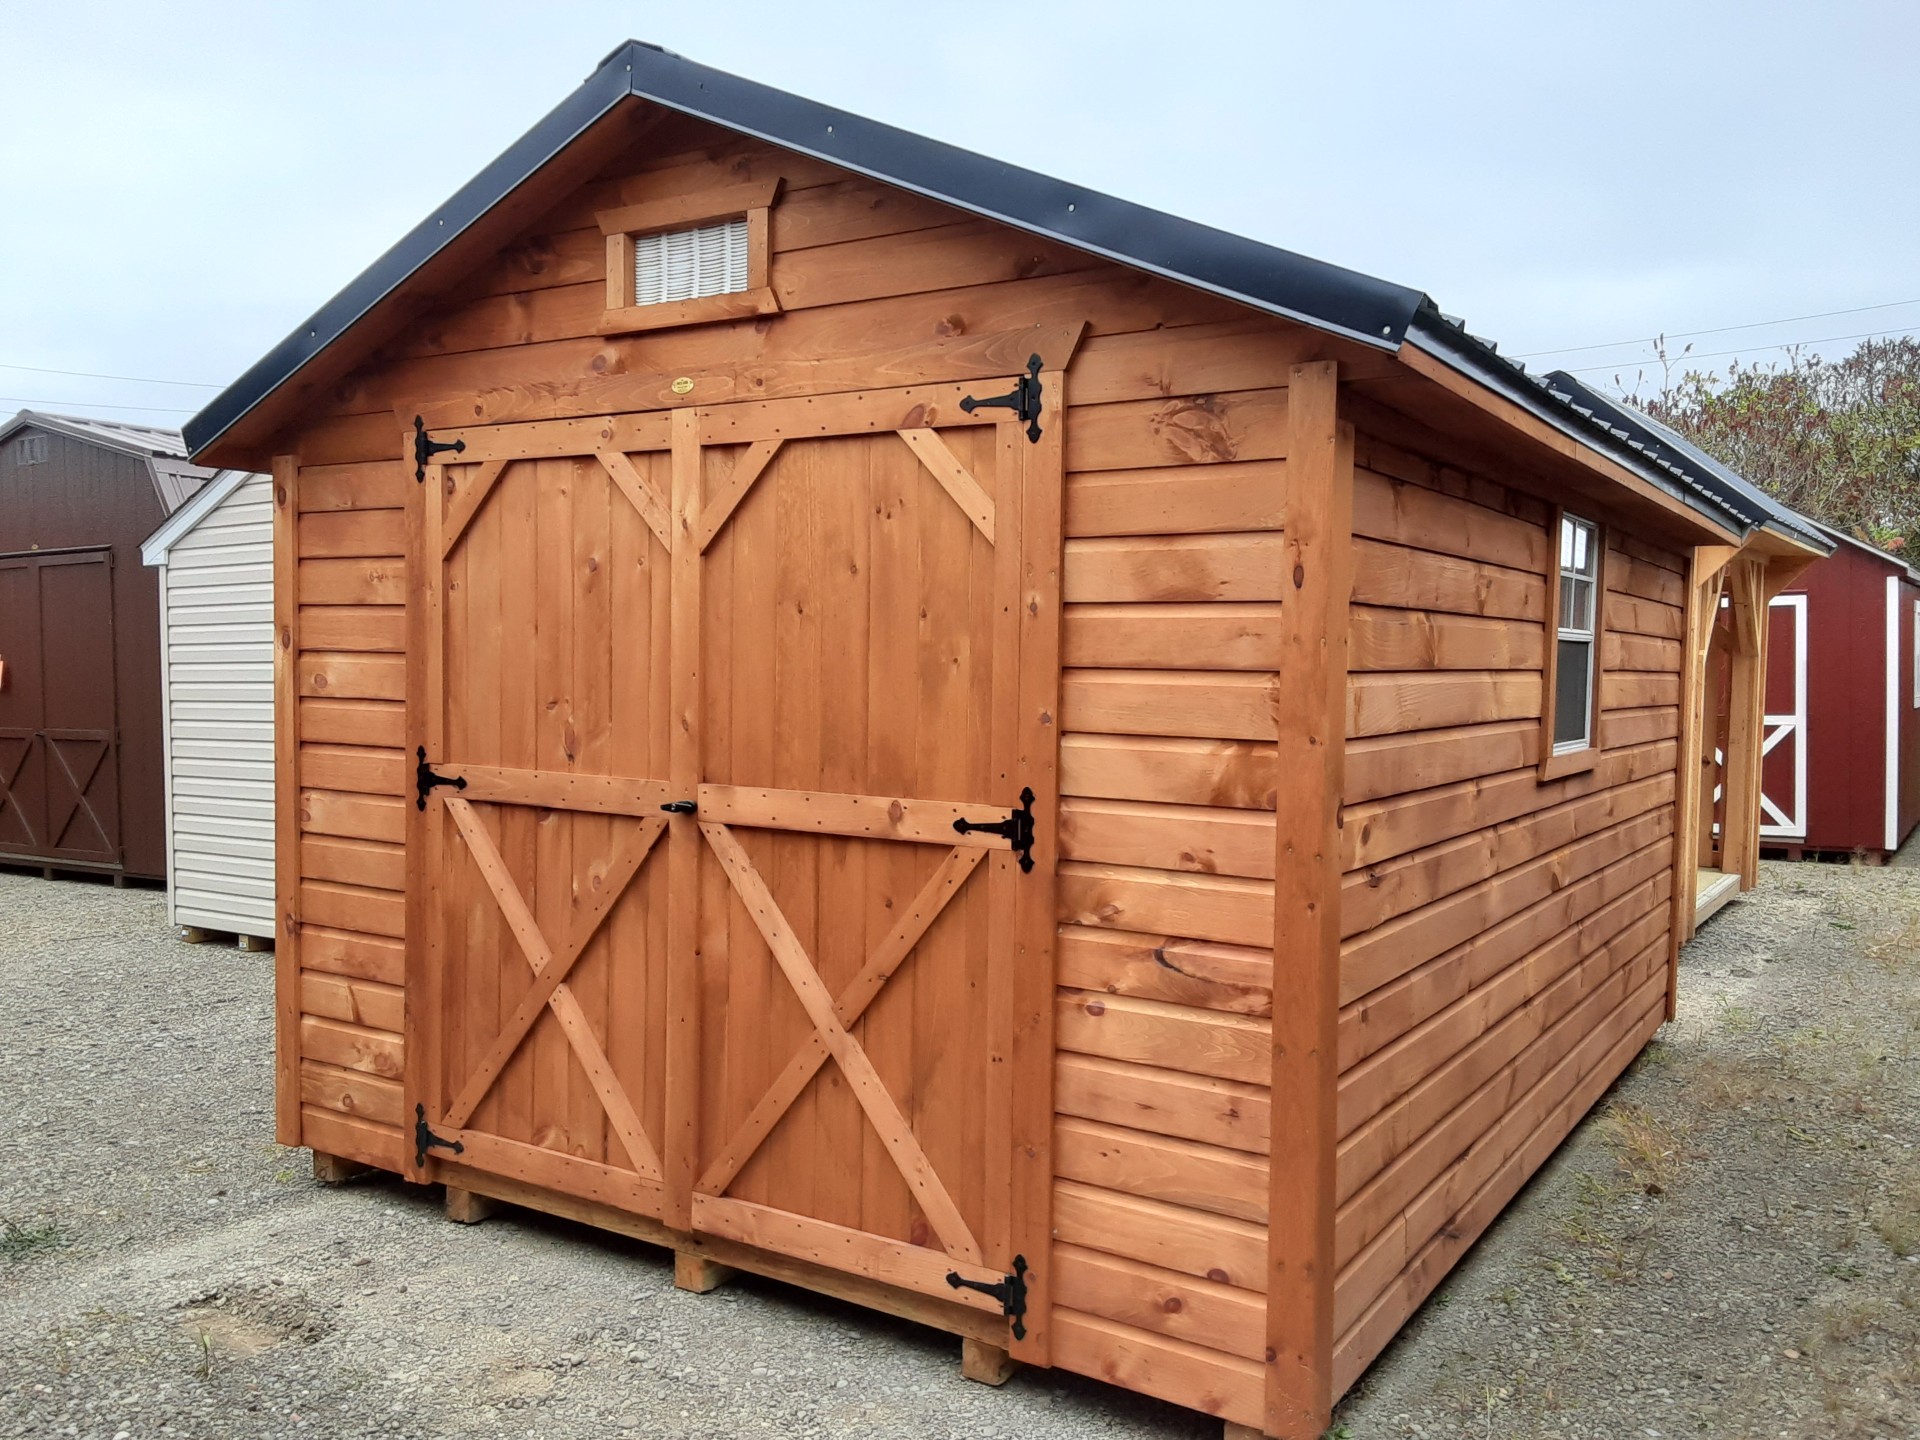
xmin=0 ymin=411 xmax=214 ymax=880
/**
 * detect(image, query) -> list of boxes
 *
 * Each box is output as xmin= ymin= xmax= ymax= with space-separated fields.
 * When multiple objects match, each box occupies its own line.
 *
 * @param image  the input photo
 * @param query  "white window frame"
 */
xmin=1552 ymin=512 xmax=1601 ymax=756
xmin=1911 ymin=595 xmax=1919 ymax=709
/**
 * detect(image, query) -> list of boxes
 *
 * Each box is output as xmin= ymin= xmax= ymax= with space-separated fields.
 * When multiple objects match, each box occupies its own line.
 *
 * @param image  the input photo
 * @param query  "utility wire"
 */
xmin=0 ymin=360 xmax=222 ymax=388
xmin=0 ymin=396 xmax=200 ymax=415
xmin=1515 ymin=296 xmax=1920 ymax=360
xmin=1557 ymin=324 xmax=1920 ymax=379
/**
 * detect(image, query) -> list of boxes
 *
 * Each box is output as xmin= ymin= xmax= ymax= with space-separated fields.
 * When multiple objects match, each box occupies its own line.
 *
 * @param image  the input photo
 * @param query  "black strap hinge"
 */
xmin=414 ymin=1104 xmax=464 ymax=1168
xmin=953 ymin=787 xmax=1036 ymax=873
xmin=414 ymin=414 xmax=466 ymax=482
xmin=415 ymin=746 xmax=468 ymax=810
xmin=945 ymin=1255 xmax=1029 ymax=1339
xmin=960 ymin=355 xmax=1044 ymax=443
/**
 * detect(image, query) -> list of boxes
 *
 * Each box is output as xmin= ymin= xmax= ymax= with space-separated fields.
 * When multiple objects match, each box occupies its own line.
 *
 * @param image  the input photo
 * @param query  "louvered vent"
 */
xmin=634 ymin=218 xmax=750 ymax=306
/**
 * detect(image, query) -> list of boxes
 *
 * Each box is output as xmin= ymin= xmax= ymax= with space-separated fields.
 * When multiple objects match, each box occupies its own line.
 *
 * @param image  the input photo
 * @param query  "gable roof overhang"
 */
xmin=1808 ymin=520 xmax=1919 ymax=581
xmin=140 ymin=467 xmax=257 ymax=565
xmin=183 ymin=41 xmax=1759 ymax=547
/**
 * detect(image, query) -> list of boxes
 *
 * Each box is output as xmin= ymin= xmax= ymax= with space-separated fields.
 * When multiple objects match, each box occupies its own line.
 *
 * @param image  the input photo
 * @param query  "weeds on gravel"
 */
xmin=1820 ymin=1297 xmax=1892 ymax=1344
xmin=0 ymin=1215 xmax=71 ymax=1261
xmin=1598 ymin=1101 xmax=1689 ymax=1195
xmin=1690 ymin=1052 xmax=1778 ymax=1109
xmin=1871 ymin=1175 xmax=1920 ymax=1257
xmin=1862 ymin=899 xmax=1920 ymax=972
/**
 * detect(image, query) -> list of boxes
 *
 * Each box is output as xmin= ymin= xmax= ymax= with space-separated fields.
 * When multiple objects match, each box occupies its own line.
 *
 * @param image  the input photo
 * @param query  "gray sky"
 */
xmin=2 ymin=1 xmax=1914 ymax=430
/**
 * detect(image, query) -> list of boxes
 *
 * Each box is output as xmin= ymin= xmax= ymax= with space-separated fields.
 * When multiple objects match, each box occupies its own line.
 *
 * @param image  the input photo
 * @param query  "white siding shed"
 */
xmin=141 ymin=469 xmax=274 ymax=941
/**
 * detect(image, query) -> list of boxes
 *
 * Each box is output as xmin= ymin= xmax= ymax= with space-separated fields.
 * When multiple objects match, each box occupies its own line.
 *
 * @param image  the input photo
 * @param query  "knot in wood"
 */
xmin=1292 ymin=563 xmax=1306 ymax=589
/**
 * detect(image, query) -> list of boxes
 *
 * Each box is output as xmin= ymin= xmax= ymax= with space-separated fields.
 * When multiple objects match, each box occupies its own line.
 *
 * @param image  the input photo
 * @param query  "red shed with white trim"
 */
xmin=1760 ymin=526 xmax=1920 ymax=858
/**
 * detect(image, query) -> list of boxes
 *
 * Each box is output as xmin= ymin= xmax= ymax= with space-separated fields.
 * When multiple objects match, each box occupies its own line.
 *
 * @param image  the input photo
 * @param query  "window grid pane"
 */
xmin=1554 ymin=638 xmax=1594 ymax=748
xmin=1555 ymin=514 xmax=1599 ymax=752
xmin=634 ymin=218 xmax=750 ymax=306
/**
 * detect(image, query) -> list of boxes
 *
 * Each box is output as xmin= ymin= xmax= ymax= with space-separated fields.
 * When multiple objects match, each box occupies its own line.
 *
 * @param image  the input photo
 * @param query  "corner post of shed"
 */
xmin=271 ymin=451 xmax=303 ymax=1149
xmin=1264 ymin=361 xmax=1353 ymax=1437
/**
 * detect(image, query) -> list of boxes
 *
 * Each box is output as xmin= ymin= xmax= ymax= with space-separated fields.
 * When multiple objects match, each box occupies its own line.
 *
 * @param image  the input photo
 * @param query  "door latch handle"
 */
xmin=660 ymin=800 xmax=697 ymax=815
xmin=953 ymin=787 xmax=1037 ymax=872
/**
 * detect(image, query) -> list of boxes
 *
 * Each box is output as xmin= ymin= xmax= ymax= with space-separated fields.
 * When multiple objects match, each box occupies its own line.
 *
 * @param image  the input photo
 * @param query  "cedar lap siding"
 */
xmin=184 ymin=45 xmax=1808 ymax=1439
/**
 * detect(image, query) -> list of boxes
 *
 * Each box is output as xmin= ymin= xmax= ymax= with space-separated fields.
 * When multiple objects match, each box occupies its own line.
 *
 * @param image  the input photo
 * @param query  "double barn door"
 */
xmin=408 ymin=380 xmax=1058 ymax=1331
xmin=0 ymin=548 xmax=122 ymax=869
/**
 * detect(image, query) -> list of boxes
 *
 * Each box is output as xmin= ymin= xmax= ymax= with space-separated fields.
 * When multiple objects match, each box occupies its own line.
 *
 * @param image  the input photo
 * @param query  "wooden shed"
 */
xmin=182 ymin=44 xmax=1827 ymax=1438
xmin=1761 ymin=525 xmax=1920 ymax=859
xmin=141 ymin=467 xmax=277 ymax=943
xmin=0 ymin=411 xmax=214 ymax=881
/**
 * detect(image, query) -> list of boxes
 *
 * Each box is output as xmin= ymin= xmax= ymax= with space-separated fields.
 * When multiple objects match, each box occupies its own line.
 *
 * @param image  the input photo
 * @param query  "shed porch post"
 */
xmin=1721 ymin=557 xmax=1768 ymax=890
xmin=1264 ymin=361 xmax=1354 ymax=1437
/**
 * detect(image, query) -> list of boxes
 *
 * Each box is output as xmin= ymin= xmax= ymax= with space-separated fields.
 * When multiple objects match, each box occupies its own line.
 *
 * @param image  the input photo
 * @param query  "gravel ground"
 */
xmin=1334 ymin=858 xmax=1920 ymax=1440
xmin=0 ymin=870 xmax=1210 ymax=1440
xmin=2 ymin=862 xmax=1916 ymax=1440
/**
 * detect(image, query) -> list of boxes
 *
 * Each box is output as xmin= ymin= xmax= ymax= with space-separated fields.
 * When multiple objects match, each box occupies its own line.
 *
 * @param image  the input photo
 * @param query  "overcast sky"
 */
xmin=1 ymin=1 xmax=1913 ymax=430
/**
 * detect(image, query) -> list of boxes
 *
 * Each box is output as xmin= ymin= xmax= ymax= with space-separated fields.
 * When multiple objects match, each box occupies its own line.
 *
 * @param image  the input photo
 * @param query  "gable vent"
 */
xmin=634 ymin=218 xmax=750 ymax=306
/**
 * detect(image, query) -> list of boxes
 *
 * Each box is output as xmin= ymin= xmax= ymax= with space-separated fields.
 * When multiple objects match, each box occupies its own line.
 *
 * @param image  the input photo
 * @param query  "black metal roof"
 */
xmin=180 ymin=41 xmax=1808 ymax=549
xmin=1541 ymin=373 xmax=1833 ymax=555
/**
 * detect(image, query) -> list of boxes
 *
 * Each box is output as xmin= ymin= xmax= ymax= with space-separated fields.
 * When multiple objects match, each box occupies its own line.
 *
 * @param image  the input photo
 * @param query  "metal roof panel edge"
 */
xmin=182 ymin=48 xmax=638 ymax=456
xmin=186 ymin=40 xmax=1427 ymax=460
xmin=1404 ymin=308 xmax=1753 ymax=537
xmin=1544 ymin=372 xmax=1834 ymax=556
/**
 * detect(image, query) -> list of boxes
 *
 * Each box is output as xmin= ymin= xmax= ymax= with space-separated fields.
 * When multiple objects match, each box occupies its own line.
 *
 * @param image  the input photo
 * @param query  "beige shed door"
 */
xmin=412 ymin=384 xmax=1050 ymax=1311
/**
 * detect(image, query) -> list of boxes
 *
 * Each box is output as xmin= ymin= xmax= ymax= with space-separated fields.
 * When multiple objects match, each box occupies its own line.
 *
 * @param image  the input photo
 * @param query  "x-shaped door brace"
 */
xmin=45 ymin=737 xmax=108 ymax=853
xmin=437 ymin=423 xmax=995 ymax=562
xmin=440 ymin=797 xmax=667 ymax=1180
xmin=697 ymin=822 xmax=987 ymax=1266
xmin=439 ymin=451 xmax=675 ymax=558
xmin=0 ymin=738 xmax=38 ymax=847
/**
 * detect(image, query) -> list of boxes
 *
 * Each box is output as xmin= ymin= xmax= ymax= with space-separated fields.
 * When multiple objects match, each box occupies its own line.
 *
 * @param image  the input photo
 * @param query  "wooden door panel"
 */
xmin=699 ymin=427 xmax=1002 ymax=798
xmin=0 ymin=732 xmax=40 ymax=853
xmin=421 ymin=442 xmax=675 ymax=1215
xmin=0 ymin=552 xmax=118 ymax=864
xmin=0 ymin=556 xmax=44 ymax=853
xmin=689 ymin=416 xmax=1023 ymax=1298
xmin=1759 ymin=595 xmax=1806 ymax=840
xmin=696 ymin=830 xmax=994 ymax=1242
xmin=411 ymin=381 xmax=1059 ymax=1328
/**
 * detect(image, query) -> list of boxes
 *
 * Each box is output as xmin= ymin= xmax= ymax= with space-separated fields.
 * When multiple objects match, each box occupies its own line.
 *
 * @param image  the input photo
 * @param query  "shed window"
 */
xmin=633 ymin=218 xmax=750 ymax=306
xmin=596 ymin=179 xmax=782 ymax=337
xmin=13 ymin=434 xmax=48 ymax=467
xmin=1552 ymin=514 xmax=1601 ymax=753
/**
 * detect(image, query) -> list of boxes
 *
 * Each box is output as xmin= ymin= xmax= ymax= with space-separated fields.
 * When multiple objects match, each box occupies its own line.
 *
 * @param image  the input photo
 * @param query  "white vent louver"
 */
xmin=634 ymin=218 xmax=750 ymax=306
